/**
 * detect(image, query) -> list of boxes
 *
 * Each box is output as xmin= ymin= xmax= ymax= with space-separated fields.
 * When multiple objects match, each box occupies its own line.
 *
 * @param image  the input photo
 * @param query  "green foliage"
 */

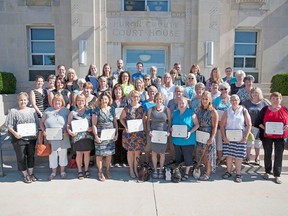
xmin=0 ymin=72 xmax=17 ymax=94
xmin=270 ymin=73 xmax=288 ymax=96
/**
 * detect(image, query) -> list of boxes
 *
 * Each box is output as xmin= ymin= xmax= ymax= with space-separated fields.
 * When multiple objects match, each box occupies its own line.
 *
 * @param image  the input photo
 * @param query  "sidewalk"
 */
xmin=1 ymin=149 xmax=288 ymax=216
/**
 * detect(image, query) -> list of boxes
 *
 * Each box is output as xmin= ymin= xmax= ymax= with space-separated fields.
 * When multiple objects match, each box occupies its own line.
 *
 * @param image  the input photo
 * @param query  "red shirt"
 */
xmin=263 ymin=106 xmax=288 ymax=138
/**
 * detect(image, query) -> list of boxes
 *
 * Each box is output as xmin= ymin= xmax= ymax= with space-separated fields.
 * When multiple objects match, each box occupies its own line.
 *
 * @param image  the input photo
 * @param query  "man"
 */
xmin=112 ymin=59 xmax=125 ymax=86
xmin=222 ymin=67 xmax=237 ymax=85
xmin=132 ymin=62 xmax=145 ymax=82
xmin=173 ymin=62 xmax=185 ymax=85
xmin=56 ymin=64 xmax=66 ymax=81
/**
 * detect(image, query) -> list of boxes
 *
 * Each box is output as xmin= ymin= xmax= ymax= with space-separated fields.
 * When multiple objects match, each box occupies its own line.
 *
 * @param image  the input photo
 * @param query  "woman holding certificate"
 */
xmin=92 ymin=92 xmax=118 ymax=181
xmin=5 ymin=92 xmax=39 ymax=183
xmin=147 ymin=93 xmax=171 ymax=179
xmin=196 ymin=91 xmax=218 ymax=181
xmin=40 ymin=94 xmax=71 ymax=180
xmin=256 ymin=92 xmax=288 ymax=184
xmin=220 ymin=94 xmax=252 ymax=183
xmin=171 ymin=97 xmax=199 ymax=181
xmin=120 ymin=90 xmax=146 ymax=179
xmin=67 ymin=94 xmax=94 ymax=180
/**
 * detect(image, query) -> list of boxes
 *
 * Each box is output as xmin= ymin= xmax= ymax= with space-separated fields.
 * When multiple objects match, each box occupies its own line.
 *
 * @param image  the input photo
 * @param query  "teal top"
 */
xmin=172 ymin=108 xmax=196 ymax=146
xmin=222 ymin=76 xmax=237 ymax=85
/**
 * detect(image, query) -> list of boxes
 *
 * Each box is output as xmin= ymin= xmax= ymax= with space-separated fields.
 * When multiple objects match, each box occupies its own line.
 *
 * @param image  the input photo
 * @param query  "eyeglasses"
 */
xmin=220 ymin=88 xmax=228 ymax=91
xmin=144 ymin=78 xmax=150 ymax=81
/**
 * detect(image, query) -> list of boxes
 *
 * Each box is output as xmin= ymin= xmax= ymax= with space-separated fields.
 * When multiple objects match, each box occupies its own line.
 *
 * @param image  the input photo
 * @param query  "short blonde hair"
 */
xmin=75 ymin=94 xmax=87 ymax=108
xmin=52 ymin=94 xmax=66 ymax=107
xmin=129 ymin=90 xmax=140 ymax=99
xmin=154 ymin=93 xmax=165 ymax=103
xmin=250 ymin=87 xmax=264 ymax=100
xmin=67 ymin=68 xmax=78 ymax=80
xmin=17 ymin=92 xmax=29 ymax=101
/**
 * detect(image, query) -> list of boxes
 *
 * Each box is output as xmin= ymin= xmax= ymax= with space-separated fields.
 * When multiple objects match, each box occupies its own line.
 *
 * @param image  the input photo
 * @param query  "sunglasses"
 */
xmin=188 ymin=77 xmax=194 ymax=80
xmin=220 ymin=88 xmax=228 ymax=91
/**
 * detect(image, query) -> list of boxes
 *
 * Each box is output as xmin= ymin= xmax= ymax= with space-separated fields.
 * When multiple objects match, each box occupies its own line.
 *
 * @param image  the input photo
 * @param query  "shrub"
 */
xmin=0 ymin=72 xmax=17 ymax=94
xmin=270 ymin=73 xmax=288 ymax=96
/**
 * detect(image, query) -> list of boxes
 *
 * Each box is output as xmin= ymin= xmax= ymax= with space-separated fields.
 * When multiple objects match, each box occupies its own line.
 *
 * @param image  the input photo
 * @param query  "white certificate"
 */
xmin=17 ymin=123 xmax=36 ymax=137
xmin=100 ymin=128 xmax=116 ymax=141
xmin=115 ymin=108 xmax=124 ymax=119
xmin=265 ymin=122 xmax=284 ymax=135
xmin=226 ymin=130 xmax=243 ymax=142
xmin=71 ymin=119 xmax=89 ymax=133
xmin=196 ymin=130 xmax=210 ymax=144
xmin=217 ymin=110 xmax=224 ymax=120
xmin=151 ymin=130 xmax=168 ymax=144
xmin=127 ymin=119 xmax=144 ymax=133
xmin=46 ymin=128 xmax=63 ymax=141
xmin=172 ymin=125 xmax=187 ymax=138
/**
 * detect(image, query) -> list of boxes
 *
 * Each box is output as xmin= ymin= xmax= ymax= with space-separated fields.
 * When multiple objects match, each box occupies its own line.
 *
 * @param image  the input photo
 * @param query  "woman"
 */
xmin=171 ymin=97 xmax=199 ymax=181
xmin=170 ymin=69 xmax=182 ymax=86
xmin=5 ymin=92 xmax=39 ymax=183
xmin=71 ymin=78 xmax=86 ymax=108
xmin=189 ymin=82 xmax=205 ymax=114
xmin=40 ymin=94 xmax=71 ymax=180
xmin=213 ymin=82 xmax=231 ymax=164
xmin=205 ymin=67 xmax=223 ymax=91
xmin=183 ymin=73 xmax=197 ymax=99
xmin=210 ymin=81 xmax=221 ymax=100
xmin=143 ymin=74 xmax=152 ymax=91
xmin=167 ymin=86 xmax=185 ymax=112
xmin=189 ymin=64 xmax=206 ymax=84
xmin=134 ymin=77 xmax=148 ymax=102
xmin=30 ymin=75 xmax=49 ymax=118
xmin=150 ymin=66 xmax=161 ymax=87
xmin=65 ymin=68 xmax=79 ymax=92
xmin=220 ymin=94 xmax=252 ymax=183
xmin=111 ymin=84 xmax=130 ymax=167
xmin=147 ymin=93 xmax=171 ymax=179
xmin=230 ymin=70 xmax=245 ymax=95
xmin=242 ymin=87 xmax=270 ymax=165
xmin=57 ymin=64 xmax=66 ymax=80
xmin=256 ymin=92 xmax=288 ymax=184
xmin=48 ymin=77 xmax=71 ymax=109
xmin=158 ymin=72 xmax=175 ymax=106
xmin=92 ymin=92 xmax=118 ymax=181
xmin=222 ymin=67 xmax=236 ymax=85
xmin=67 ymin=94 xmax=94 ymax=180
xmin=102 ymin=63 xmax=113 ymax=88
xmin=196 ymin=91 xmax=218 ymax=180
xmin=96 ymin=76 xmax=111 ymax=97
xmin=45 ymin=74 xmax=56 ymax=95
xmin=237 ymin=75 xmax=255 ymax=104
xmin=118 ymin=71 xmax=135 ymax=97
xmin=85 ymin=64 xmax=98 ymax=94
xmin=120 ymin=90 xmax=146 ymax=178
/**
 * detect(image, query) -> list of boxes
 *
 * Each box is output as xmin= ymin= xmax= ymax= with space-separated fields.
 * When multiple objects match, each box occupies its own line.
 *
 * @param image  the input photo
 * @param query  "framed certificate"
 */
xmin=100 ymin=128 xmax=116 ymax=141
xmin=46 ymin=128 xmax=63 ymax=141
xmin=127 ymin=119 xmax=144 ymax=133
xmin=226 ymin=130 xmax=243 ymax=142
xmin=151 ymin=130 xmax=168 ymax=144
xmin=172 ymin=125 xmax=187 ymax=138
xmin=17 ymin=123 xmax=36 ymax=137
xmin=217 ymin=110 xmax=224 ymax=120
xmin=196 ymin=130 xmax=210 ymax=144
xmin=115 ymin=108 xmax=124 ymax=119
xmin=71 ymin=119 xmax=89 ymax=133
xmin=265 ymin=122 xmax=284 ymax=135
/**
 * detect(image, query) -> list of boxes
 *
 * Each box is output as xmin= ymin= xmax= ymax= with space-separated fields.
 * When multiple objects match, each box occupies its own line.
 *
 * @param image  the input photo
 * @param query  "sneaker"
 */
xmin=275 ymin=177 xmax=282 ymax=184
xmin=152 ymin=171 xmax=158 ymax=179
xmin=48 ymin=173 xmax=56 ymax=181
xmin=122 ymin=163 xmax=128 ymax=167
xmin=114 ymin=163 xmax=122 ymax=168
xmin=23 ymin=175 xmax=32 ymax=184
xmin=158 ymin=171 xmax=164 ymax=179
xmin=235 ymin=175 xmax=242 ymax=183
xmin=29 ymin=174 xmax=38 ymax=182
xmin=60 ymin=172 xmax=67 ymax=179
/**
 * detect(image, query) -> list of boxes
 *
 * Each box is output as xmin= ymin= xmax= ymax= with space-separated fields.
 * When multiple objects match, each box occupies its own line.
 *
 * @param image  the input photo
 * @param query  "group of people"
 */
xmin=5 ymin=60 xmax=288 ymax=184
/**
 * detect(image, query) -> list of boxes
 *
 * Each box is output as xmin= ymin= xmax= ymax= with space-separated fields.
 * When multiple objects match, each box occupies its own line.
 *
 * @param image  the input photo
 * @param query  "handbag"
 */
xmin=36 ymin=131 xmax=51 ymax=157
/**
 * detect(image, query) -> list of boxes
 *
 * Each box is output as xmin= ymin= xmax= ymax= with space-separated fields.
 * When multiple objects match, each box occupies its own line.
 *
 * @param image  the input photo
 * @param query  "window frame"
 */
xmin=122 ymin=0 xmax=170 ymax=12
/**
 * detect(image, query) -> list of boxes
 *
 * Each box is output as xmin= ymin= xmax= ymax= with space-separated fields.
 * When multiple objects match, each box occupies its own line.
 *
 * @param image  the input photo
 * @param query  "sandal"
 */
xmin=152 ymin=171 xmax=158 ymax=179
xmin=29 ymin=174 xmax=38 ymax=182
xmin=263 ymin=173 xmax=270 ymax=180
xmin=254 ymin=159 xmax=260 ymax=166
xmin=235 ymin=174 xmax=242 ymax=183
xmin=60 ymin=172 xmax=67 ymax=179
xmin=222 ymin=172 xmax=232 ymax=179
xmin=98 ymin=172 xmax=105 ymax=182
xmin=23 ymin=175 xmax=32 ymax=184
xmin=85 ymin=170 xmax=90 ymax=178
xmin=181 ymin=174 xmax=189 ymax=181
xmin=48 ymin=173 xmax=56 ymax=181
xmin=275 ymin=177 xmax=282 ymax=184
xmin=78 ymin=172 xmax=84 ymax=180
xmin=106 ymin=170 xmax=112 ymax=179
xmin=89 ymin=161 xmax=94 ymax=167
xmin=199 ymin=174 xmax=210 ymax=181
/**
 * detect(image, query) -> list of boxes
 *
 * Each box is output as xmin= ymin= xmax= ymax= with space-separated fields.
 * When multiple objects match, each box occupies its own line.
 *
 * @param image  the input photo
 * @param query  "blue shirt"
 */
xmin=213 ymin=96 xmax=231 ymax=111
xmin=172 ymin=108 xmax=196 ymax=146
xmin=132 ymin=72 xmax=145 ymax=82
xmin=222 ymin=76 xmax=237 ymax=85
xmin=142 ymin=100 xmax=156 ymax=114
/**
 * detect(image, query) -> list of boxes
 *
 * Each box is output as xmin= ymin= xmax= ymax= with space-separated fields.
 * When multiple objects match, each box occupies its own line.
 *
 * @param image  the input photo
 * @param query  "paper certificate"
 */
xmin=151 ymin=130 xmax=168 ymax=144
xmin=17 ymin=123 xmax=36 ymax=137
xmin=265 ymin=122 xmax=284 ymax=135
xmin=226 ymin=130 xmax=243 ymax=142
xmin=46 ymin=128 xmax=63 ymax=141
xmin=172 ymin=125 xmax=187 ymax=138
xmin=100 ymin=128 xmax=116 ymax=141
xmin=127 ymin=119 xmax=144 ymax=133
xmin=115 ymin=108 xmax=124 ymax=119
xmin=217 ymin=110 xmax=224 ymax=120
xmin=196 ymin=130 xmax=210 ymax=144
xmin=71 ymin=119 xmax=89 ymax=133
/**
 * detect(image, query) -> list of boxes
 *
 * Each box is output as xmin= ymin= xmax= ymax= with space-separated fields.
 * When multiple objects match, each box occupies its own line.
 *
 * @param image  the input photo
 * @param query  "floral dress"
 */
xmin=122 ymin=105 xmax=146 ymax=151
xmin=94 ymin=107 xmax=116 ymax=156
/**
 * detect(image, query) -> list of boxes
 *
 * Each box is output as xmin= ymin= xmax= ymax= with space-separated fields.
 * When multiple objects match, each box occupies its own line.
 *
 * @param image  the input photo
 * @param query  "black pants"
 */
xmin=113 ymin=129 xmax=127 ymax=164
xmin=12 ymin=140 xmax=36 ymax=172
xmin=262 ymin=138 xmax=284 ymax=177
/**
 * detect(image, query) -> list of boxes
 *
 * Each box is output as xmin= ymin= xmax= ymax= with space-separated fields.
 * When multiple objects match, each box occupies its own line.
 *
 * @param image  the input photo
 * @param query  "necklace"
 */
xmin=156 ymin=106 xmax=162 ymax=111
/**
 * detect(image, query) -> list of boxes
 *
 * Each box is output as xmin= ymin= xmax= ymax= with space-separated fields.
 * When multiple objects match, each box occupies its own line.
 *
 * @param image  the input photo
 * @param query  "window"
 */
xmin=30 ymin=28 xmax=55 ymax=66
xmin=234 ymin=31 xmax=257 ymax=69
xmin=123 ymin=0 xmax=169 ymax=12
xmin=124 ymin=47 xmax=167 ymax=77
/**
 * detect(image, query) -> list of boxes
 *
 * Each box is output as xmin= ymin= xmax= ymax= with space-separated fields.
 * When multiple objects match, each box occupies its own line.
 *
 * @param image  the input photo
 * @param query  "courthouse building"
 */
xmin=0 ymin=0 xmax=287 ymax=92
